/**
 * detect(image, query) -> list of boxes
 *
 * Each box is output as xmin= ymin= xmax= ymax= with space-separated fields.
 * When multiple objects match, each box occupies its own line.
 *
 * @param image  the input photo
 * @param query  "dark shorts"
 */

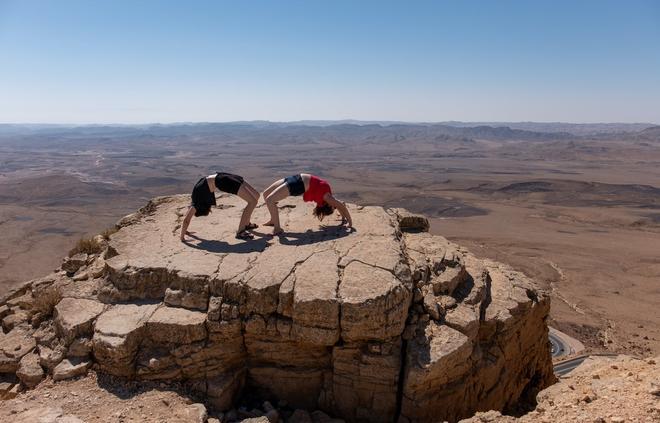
xmin=285 ymin=174 xmax=305 ymax=196
xmin=191 ymin=177 xmax=217 ymax=211
xmin=215 ymin=172 xmax=244 ymax=195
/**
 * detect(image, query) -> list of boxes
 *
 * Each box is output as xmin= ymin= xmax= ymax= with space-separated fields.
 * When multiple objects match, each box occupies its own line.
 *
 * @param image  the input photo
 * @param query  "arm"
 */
xmin=180 ymin=206 xmax=196 ymax=241
xmin=324 ymin=194 xmax=353 ymax=228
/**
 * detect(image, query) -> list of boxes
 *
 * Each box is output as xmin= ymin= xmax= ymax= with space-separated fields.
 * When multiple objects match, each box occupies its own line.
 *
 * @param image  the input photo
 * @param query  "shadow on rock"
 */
xmin=184 ymin=233 xmax=270 ymax=253
xmin=278 ymin=225 xmax=354 ymax=246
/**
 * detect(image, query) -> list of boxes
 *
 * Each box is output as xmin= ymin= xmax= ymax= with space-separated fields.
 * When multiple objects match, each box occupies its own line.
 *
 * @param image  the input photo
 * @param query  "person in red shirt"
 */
xmin=262 ymin=173 xmax=353 ymax=235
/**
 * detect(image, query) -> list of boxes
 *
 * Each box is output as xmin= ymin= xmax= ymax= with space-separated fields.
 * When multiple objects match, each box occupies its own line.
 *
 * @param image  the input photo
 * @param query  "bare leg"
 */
xmin=244 ymin=183 xmax=259 ymax=202
xmin=241 ymin=183 xmax=260 ymax=227
xmin=236 ymin=184 xmax=258 ymax=233
xmin=265 ymin=183 xmax=290 ymax=234
xmin=262 ymin=178 xmax=285 ymax=225
xmin=262 ymin=178 xmax=285 ymax=202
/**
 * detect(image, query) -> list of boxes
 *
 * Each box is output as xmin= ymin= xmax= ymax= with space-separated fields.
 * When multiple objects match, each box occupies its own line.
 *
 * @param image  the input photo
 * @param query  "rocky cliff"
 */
xmin=0 ymin=195 xmax=555 ymax=422
xmin=461 ymin=354 xmax=660 ymax=423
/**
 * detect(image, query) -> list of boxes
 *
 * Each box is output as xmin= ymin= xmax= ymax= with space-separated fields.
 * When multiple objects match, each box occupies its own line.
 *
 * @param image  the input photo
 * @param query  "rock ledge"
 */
xmin=0 ymin=195 xmax=555 ymax=422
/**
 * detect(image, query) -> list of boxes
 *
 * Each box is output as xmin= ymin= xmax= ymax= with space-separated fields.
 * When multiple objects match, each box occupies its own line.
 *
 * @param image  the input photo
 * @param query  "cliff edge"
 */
xmin=0 ymin=195 xmax=555 ymax=422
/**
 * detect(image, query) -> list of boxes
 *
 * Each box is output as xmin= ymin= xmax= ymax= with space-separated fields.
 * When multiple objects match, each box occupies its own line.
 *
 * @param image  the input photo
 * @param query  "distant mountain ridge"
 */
xmin=0 ymin=121 xmax=657 ymax=141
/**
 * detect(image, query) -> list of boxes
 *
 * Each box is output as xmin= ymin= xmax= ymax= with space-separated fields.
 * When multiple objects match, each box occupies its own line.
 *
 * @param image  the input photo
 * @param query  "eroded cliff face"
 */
xmin=0 ymin=195 xmax=555 ymax=422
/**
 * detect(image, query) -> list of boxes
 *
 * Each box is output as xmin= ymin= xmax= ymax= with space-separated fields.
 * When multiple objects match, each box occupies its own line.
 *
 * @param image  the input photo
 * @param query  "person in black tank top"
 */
xmin=181 ymin=172 xmax=259 ymax=241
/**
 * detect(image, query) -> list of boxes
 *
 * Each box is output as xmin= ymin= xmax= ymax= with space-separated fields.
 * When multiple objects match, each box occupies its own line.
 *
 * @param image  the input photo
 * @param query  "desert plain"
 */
xmin=1 ymin=122 xmax=659 ymax=358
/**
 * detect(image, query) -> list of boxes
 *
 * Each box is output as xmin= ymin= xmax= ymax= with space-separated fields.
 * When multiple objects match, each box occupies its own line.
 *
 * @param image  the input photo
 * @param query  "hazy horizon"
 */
xmin=0 ymin=119 xmax=658 ymax=127
xmin=1 ymin=0 xmax=659 ymax=124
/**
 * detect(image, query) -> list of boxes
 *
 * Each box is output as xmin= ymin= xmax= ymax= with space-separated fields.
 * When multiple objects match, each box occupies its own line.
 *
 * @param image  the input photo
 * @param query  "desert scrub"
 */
xmin=32 ymin=284 xmax=62 ymax=318
xmin=100 ymin=226 xmax=118 ymax=240
xmin=68 ymin=225 xmax=117 ymax=256
xmin=68 ymin=237 xmax=104 ymax=257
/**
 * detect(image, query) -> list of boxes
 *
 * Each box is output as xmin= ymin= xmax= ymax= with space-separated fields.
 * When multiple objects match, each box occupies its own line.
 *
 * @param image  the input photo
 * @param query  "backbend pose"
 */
xmin=262 ymin=173 xmax=353 ymax=235
xmin=180 ymin=172 xmax=259 ymax=241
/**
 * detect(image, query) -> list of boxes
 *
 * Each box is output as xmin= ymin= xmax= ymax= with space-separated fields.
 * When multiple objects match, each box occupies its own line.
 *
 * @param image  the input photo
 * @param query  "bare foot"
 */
xmin=263 ymin=221 xmax=275 ymax=226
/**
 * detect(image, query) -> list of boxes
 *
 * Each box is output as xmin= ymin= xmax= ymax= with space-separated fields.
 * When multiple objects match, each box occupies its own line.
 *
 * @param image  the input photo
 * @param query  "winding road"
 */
xmin=548 ymin=326 xmax=589 ymax=376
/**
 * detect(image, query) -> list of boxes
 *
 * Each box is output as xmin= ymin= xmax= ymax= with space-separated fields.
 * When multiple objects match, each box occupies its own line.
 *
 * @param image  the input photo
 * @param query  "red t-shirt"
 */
xmin=303 ymin=175 xmax=332 ymax=206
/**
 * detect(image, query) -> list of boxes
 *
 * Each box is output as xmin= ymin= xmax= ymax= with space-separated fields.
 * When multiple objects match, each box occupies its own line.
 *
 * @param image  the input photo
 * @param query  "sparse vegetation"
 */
xmin=100 ymin=226 xmax=119 ymax=240
xmin=32 ymin=284 xmax=62 ymax=318
xmin=68 ymin=237 xmax=104 ymax=257
xmin=68 ymin=226 xmax=117 ymax=257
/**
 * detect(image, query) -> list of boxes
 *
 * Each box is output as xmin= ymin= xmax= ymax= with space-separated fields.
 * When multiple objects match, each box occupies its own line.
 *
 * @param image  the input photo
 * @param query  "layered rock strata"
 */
xmin=0 ymin=195 xmax=555 ymax=422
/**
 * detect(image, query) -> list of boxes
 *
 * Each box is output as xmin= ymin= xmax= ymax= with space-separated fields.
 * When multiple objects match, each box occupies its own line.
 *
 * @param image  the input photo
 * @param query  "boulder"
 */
xmin=52 ymin=358 xmax=91 ymax=381
xmin=92 ymin=303 xmax=158 ymax=376
xmin=7 ymin=292 xmax=34 ymax=310
xmin=0 ymin=325 xmax=36 ymax=372
xmin=182 ymin=403 xmax=208 ymax=423
xmin=0 ymin=379 xmax=18 ymax=400
xmin=389 ymin=208 xmax=430 ymax=232
xmin=54 ymin=298 xmax=105 ymax=343
xmin=2 ymin=309 xmax=30 ymax=331
xmin=16 ymin=352 xmax=44 ymax=387
xmin=67 ymin=338 xmax=92 ymax=358
xmin=62 ymin=253 xmax=88 ymax=275
xmin=38 ymin=345 xmax=65 ymax=370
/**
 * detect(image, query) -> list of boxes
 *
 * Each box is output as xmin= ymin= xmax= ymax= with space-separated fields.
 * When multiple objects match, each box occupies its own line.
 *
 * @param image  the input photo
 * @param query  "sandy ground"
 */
xmin=0 ymin=373 xmax=209 ymax=422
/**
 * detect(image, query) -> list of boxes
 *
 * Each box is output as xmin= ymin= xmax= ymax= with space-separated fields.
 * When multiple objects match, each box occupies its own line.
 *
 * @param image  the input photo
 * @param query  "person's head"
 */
xmin=313 ymin=202 xmax=334 ymax=221
xmin=194 ymin=204 xmax=212 ymax=217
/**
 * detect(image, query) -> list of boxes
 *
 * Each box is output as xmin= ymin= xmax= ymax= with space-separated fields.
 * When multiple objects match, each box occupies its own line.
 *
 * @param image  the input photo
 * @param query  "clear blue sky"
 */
xmin=1 ymin=0 xmax=659 ymax=124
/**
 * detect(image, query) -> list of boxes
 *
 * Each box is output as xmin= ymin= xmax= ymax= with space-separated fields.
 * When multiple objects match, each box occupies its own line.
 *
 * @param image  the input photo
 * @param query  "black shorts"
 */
xmin=285 ymin=174 xmax=305 ymax=196
xmin=215 ymin=172 xmax=244 ymax=195
xmin=191 ymin=177 xmax=217 ymax=211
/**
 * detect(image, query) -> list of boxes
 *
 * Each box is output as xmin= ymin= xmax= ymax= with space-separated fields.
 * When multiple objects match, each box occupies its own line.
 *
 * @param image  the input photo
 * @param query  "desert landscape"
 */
xmin=1 ymin=121 xmax=659 ymax=361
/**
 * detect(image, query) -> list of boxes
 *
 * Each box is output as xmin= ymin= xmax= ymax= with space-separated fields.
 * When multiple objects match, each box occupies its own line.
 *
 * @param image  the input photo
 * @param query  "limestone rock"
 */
xmin=0 ymin=379 xmax=19 ymax=400
xmin=67 ymin=337 xmax=92 ymax=358
xmin=0 ymin=195 xmax=555 ymax=423
xmin=7 ymin=292 xmax=34 ymax=310
xmin=16 ymin=352 xmax=44 ymax=387
xmin=390 ymin=208 xmax=430 ymax=232
xmin=339 ymin=261 xmax=410 ymax=342
xmin=164 ymin=287 xmax=208 ymax=311
xmin=34 ymin=323 xmax=59 ymax=348
xmin=62 ymin=253 xmax=88 ymax=275
xmin=52 ymin=358 xmax=91 ymax=381
xmin=92 ymin=302 xmax=158 ymax=376
xmin=54 ymin=298 xmax=105 ymax=343
xmin=182 ymin=403 xmax=208 ymax=423
xmin=2 ymin=309 xmax=30 ymax=331
xmin=0 ymin=325 xmax=36 ymax=372
xmin=291 ymin=249 xmax=340 ymax=345
xmin=460 ymin=355 xmax=660 ymax=423
xmin=0 ymin=304 xmax=10 ymax=320
xmin=39 ymin=345 xmax=66 ymax=370
xmin=145 ymin=306 xmax=207 ymax=344
xmin=240 ymin=418 xmax=270 ymax=423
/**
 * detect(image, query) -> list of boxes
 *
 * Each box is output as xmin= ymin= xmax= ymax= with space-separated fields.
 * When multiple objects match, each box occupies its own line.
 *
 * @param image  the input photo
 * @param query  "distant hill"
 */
xmin=437 ymin=121 xmax=655 ymax=135
xmin=1 ymin=121 xmax=657 ymax=142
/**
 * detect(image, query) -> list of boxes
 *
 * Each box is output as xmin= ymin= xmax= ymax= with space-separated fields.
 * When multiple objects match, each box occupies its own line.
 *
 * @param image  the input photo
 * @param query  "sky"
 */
xmin=0 ymin=0 xmax=659 ymax=124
